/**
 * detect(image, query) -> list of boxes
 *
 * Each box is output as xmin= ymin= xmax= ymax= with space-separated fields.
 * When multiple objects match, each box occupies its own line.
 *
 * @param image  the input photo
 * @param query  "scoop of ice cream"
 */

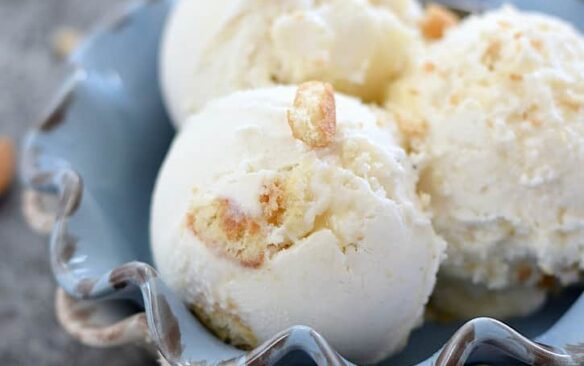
xmin=160 ymin=0 xmax=422 ymax=127
xmin=150 ymin=84 xmax=445 ymax=363
xmin=428 ymin=276 xmax=547 ymax=321
xmin=388 ymin=7 xmax=584 ymax=293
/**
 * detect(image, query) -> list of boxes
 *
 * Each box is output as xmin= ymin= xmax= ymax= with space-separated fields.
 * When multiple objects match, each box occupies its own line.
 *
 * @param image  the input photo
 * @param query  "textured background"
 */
xmin=0 ymin=1 xmax=156 ymax=365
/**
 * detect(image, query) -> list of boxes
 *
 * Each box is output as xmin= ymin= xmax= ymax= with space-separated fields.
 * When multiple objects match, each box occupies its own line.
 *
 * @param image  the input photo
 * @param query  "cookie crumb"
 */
xmin=0 ymin=136 xmax=15 ymax=196
xmin=187 ymin=198 xmax=265 ymax=268
xmin=259 ymin=179 xmax=286 ymax=226
xmin=51 ymin=27 xmax=82 ymax=59
xmin=419 ymin=4 xmax=459 ymax=40
xmin=287 ymin=81 xmax=336 ymax=148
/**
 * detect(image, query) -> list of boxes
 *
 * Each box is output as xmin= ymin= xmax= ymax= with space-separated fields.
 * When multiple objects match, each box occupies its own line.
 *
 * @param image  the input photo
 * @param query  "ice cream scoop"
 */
xmin=160 ymin=0 xmax=422 ymax=127
xmin=429 ymin=276 xmax=547 ymax=321
xmin=150 ymin=84 xmax=445 ymax=363
xmin=389 ymin=7 xmax=584 ymax=301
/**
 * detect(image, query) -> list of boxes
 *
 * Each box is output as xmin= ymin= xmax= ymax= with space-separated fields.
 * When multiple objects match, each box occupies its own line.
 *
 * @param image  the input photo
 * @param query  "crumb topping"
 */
xmin=423 ymin=62 xmax=436 ymax=73
xmin=259 ymin=178 xmax=286 ymax=226
xmin=0 ymin=137 xmax=14 ymax=196
xmin=394 ymin=111 xmax=429 ymax=151
xmin=189 ymin=301 xmax=258 ymax=349
xmin=419 ymin=3 xmax=459 ymax=40
xmin=481 ymin=40 xmax=502 ymax=69
xmin=516 ymin=264 xmax=534 ymax=283
xmin=186 ymin=198 xmax=265 ymax=268
xmin=287 ymin=81 xmax=336 ymax=148
xmin=186 ymin=163 xmax=315 ymax=268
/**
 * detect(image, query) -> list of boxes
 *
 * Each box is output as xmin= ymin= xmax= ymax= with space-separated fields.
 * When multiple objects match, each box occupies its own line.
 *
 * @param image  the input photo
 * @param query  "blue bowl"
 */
xmin=21 ymin=0 xmax=584 ymax=365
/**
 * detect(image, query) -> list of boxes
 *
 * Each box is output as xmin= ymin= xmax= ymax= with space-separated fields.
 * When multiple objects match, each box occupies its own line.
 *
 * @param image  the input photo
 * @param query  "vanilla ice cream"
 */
xmin=160 ymin=0 xmax=422 ymax=127
xmin=389 ymin=7 xmax=584 ymax=295
xmin=151 ymin=84 xmax=445 ymax=363
xmin=429 ymin=276 xmax=547 ymax=321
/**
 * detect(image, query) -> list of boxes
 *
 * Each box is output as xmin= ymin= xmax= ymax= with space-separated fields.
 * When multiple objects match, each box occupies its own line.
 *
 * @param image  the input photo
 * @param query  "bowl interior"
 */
xmin=23 ymin=0 xmax=584 ymax=365
xmin=27 ymin=0 xmax=175 ymax=285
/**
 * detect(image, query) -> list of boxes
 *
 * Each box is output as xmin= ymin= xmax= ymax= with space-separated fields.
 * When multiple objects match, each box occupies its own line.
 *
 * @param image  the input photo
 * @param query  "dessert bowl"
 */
xmin=21 ymin=0 xmax=584 ymax=365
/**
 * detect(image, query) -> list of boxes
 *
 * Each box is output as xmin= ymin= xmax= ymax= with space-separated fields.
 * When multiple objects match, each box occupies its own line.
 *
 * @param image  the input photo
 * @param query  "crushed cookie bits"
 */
xmin=0 ymin=137 xmax=15 ymax=196
xmin=186 ymin=162 xmax=320 ymax=268
xmin=481 ymin=40 xmax=502 ymax=69
xmin=394 ymin=111 xmax=429 ymax=151
xmin=516 ymin=265 xmax=533 ymax=283
xmin=189 ymin=301 xmax=258 ymax=349
xmin=287 ymin=81 xmax=336 ymax=148
xmin=509 ymin=73 xmax=523 ymax=82
xmin=419 ymin=3 xmax=459 ymax=40
xmin=186 ymin=198 xmax=265 ymax=268
xmin=259 ymin=178 xmax=286 ymax=226
xmin=423 ymin=62 xmax=436 ymax=73
xmin=51 ymin=27 xmax=82 ymax=60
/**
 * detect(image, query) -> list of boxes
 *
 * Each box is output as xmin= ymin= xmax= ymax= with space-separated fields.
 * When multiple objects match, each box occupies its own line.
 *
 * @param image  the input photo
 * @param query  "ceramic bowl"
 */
xmin=21 ymin=0 xmax=584 ymax=365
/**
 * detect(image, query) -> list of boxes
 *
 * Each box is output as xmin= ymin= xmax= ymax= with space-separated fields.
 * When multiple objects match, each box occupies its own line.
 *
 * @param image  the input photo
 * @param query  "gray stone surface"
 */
xmin=0 ymin=1 xmax=157 ymax=365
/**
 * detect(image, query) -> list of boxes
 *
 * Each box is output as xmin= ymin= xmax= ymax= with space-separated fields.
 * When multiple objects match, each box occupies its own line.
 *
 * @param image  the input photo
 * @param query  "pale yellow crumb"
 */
xmin=419 ymin=4 xmax=459 ymax=40
xmin=51 ymin=27 xmax=82 ymax=59
xmin=186 ymin=198 xmax=266 ymax=268
xmin=0 ymin=136 xmax=15 ymax=196
xmin=287 ymin=81 xmax=336 ymax=148
xmin=189 ymin=301 xmax=258 ymax=350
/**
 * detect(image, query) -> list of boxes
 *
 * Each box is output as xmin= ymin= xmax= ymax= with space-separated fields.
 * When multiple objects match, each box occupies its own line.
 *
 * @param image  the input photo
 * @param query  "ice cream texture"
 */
xmin=160 ymin=0 xmax=422 ymax=127
xmin=150 ymin=84 xmax=445 ymax=363
xmin=389 ymin=7 xmax=584 ymax=291
xmin=429 ymin=276 xmax=547 ymax=321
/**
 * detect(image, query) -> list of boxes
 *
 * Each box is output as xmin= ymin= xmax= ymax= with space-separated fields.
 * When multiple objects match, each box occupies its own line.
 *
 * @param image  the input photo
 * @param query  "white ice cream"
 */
xmin=151 ymin=86 xmax=445 ymax=363
xmin=160 ymin=0 xmax=422 ymax=127
xmin=429 ymin=276 xmax=547 ymax=320
xmin=389 ymin=7 xmax=584 ymax=294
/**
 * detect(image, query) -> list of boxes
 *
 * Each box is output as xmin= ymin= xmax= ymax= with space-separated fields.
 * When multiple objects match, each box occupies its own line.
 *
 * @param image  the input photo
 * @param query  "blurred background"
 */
xmin=0 ymin=1 xmax=155 ymax=364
